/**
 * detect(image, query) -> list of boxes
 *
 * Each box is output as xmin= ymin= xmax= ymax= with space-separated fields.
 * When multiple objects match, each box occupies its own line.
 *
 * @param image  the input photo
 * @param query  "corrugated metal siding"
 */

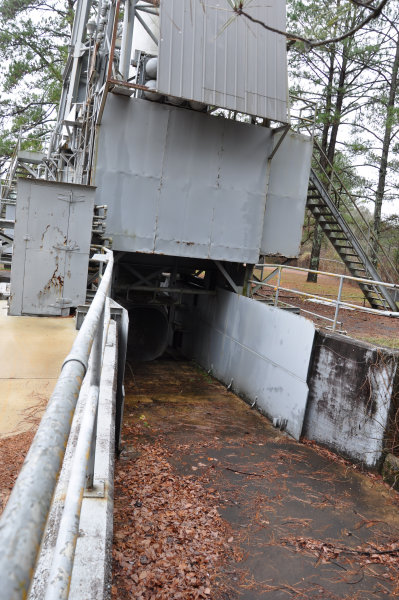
xmin=158 ymin=0 xmax=288 ymax=122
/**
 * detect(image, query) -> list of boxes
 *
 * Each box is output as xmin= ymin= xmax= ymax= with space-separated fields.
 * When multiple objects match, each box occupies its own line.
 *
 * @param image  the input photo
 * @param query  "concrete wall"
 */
xmin=182 ymin=290 xmax=315 ymax=440
xmin=303 ymin=331 xmax=399 ymax=468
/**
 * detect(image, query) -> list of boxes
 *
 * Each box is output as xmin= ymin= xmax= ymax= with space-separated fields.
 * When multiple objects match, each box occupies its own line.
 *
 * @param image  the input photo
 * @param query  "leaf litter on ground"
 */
xmin=112 ymin=425 xmax=237 ymax=599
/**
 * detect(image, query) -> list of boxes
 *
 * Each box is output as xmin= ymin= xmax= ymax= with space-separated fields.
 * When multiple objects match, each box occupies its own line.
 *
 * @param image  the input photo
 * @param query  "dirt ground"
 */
xmin=0 ymin=430 xmax=34 ymax=516
xmin=113 ymin=358 xmax=399 ymax=599
xmin=254 ymin=268 xmax=399 ymax=349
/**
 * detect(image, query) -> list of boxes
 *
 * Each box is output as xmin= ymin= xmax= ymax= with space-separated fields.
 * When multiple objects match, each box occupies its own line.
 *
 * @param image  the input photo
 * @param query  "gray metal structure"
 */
xmin=182 ymin=289 xmax=315 ymax=440
xmin=157 ymin=0 xmax=288 ymax=122
xmin=9 ymin=179 xmax=95 ymax=316
xmin=3 ymin=0 xmax=398 ymax=596
xmin=7 ymin=0 xmax=311 ymax=320
xmin=95 ymin=95 xmax=276 ymax=261
xmin=261 ymin=130 xmax=313 ymax=257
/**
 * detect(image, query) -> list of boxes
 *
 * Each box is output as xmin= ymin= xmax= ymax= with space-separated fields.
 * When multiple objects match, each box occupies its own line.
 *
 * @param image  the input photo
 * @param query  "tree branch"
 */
xmin=233 ymin=0 xmax=390 ymax=50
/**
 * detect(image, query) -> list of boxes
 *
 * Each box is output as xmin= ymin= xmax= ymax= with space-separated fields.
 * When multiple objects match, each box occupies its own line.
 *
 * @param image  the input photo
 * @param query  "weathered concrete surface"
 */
xmin=29 ymin=319 xmax=117 ymax=600
xmin=120 ymin=358 xmax=399 ymax=599
xmin=303 ymin=331 xmax=399 ymax=468
xmin=0 ymin=300 xmax=76 ymax=437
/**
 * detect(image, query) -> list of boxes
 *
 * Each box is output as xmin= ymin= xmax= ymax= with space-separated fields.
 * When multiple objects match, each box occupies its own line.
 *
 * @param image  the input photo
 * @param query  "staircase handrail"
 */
xmin=310 ymin=139 xmax=399 ymax=284
xmin=290 ymin=108 xmax=399 ymax=284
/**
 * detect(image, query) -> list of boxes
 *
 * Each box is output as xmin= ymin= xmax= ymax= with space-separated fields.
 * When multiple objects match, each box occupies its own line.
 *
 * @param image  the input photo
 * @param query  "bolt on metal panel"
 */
xmin=9 ymin=179 xmax=95 ymax=316
xmin=183 ymin=289 xmax=315 ymax=440
xmin=158 ymin=0 xmax=289 ymax=122
xmin=94 ymin=96 xmax=273 ymax=263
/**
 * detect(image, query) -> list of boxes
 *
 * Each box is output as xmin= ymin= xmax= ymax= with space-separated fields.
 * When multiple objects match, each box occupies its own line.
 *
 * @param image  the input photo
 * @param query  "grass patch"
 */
xmin=356 ymin=336 xmax=399 ymax=350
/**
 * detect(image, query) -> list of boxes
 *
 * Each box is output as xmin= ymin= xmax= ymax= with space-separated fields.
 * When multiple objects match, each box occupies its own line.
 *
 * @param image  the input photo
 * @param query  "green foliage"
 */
xmin=288 ymin=0 xmax=399 ymax=275
xmin=0 ymin=0 xmax=74 ymax=171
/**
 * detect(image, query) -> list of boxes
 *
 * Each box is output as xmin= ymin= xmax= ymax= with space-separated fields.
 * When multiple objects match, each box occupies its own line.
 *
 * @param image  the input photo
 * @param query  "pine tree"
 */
xmin=0 ymin=0 xmax=75 ymax=172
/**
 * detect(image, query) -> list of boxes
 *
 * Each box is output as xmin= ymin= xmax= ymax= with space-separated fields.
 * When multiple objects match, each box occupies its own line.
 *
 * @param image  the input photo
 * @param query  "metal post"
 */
xmin=0 ymin=251 xmax=113 ymax=600
xmin=86 ymin=302 xmax=105 ymax=488
xmin=119 ymin=0 xmax=135 ymax=79
xmin=44 ymin=385 xmax=100 ymax=600
xmin=274 ymin=267 xmax=282 ymax=306
xmin=333 ymin=275 xmax=344 ymax=332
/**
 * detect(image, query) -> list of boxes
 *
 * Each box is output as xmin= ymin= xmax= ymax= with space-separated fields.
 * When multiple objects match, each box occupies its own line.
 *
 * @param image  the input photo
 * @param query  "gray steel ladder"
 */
xmin=307 ymin=168 xmax=398 ymax=311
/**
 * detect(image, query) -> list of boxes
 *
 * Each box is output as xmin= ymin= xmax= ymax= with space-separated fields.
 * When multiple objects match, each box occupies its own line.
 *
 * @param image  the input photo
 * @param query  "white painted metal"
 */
xmin=158 ymin=0 xmax=289 ymax=122
xmin=119 ymin=0 xmax=135 ymax=80
xmin=132 ymin=0 xmax=159 ymax=56
xmin=261 ymin=131 xmax=313 ymax=257
xmin=252 ymin=264 xmax=399 ymax=320
xmin=9 ymin=179 xmax=95 ymax=316
xmin=65 ymin=0 xmax=91 ymax=117
xmin=29 ymin=320 xmax=118 ymax=600
xmin=94 ymin=95 xmax=273 ymax=262
xmin=0 ymin=252 xmax=114 ymax=599
xmin=184 ymin=289 xmax=315 ymax=440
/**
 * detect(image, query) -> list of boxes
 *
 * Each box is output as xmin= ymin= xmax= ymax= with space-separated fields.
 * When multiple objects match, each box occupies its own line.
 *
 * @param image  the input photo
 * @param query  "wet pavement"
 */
xmin=120 ymin=357 xmax=399 ymax=599
xmin=0 ymin=300 xmax=76 ymax=437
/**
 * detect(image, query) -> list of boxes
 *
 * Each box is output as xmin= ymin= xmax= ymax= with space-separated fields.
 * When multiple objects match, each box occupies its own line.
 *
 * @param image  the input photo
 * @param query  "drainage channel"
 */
xmin=113 ymin=356 xmax=399 ymax=600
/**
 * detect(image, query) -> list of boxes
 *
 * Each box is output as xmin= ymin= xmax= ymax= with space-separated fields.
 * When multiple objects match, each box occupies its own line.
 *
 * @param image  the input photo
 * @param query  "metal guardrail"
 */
xmin=250 ymin=264 xmax=399 ymax=332
xmin=0 ymin=249 xmax=114 ymax=600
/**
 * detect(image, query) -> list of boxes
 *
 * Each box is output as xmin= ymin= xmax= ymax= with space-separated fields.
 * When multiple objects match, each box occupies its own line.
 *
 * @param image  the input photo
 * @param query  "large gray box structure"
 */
xmin=94 ymin=95 xmax=312 ymax=263
xmin=94 ymin=95 xmax=274 ymax=263
xmin=261 ymin=131 xmax=313 ymax=257
xmin=9 ymin=179 xmax=94 ymax=316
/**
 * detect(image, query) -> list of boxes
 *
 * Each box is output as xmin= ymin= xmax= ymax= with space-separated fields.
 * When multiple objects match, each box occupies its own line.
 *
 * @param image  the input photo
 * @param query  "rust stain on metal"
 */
xmin=40 ymin=259 xmax=64 ymax=297
xmin=41 ymin=225 xmax=50 ymax=242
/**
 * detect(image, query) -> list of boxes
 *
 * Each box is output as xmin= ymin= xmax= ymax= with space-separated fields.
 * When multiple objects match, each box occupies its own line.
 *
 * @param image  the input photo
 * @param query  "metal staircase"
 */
xmin=289 ymin=98 xmax=399 ymax=312
xmin=307 ymin=161 xmax=399 ymax=312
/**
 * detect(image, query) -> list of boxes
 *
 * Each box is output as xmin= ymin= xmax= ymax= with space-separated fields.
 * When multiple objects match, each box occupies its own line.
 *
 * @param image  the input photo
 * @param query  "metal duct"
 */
xmin=128 ymin=305 xmax=168 ymax=361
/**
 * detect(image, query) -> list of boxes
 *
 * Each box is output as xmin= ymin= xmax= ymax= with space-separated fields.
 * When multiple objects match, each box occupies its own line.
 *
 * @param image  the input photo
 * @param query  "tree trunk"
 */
xmin=307 ymin=25 xmax=351 ymax=283
xmin=372 ymin=32 xmax=399 ymax=268
xmin=307 ymin=41 xmax=350 ymax=282
xmin=307 ymin=49 xmax=336 ymax=283
xmin=307 ymin=223 xmax=324 ymax=282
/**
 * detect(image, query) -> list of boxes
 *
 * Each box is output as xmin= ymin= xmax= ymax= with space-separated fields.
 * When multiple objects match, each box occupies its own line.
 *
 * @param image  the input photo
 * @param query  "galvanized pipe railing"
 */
xmin=0 ymin=249 xmax=114 ymax=600
xmin=251 ymin=263 xmax=399 ymax=332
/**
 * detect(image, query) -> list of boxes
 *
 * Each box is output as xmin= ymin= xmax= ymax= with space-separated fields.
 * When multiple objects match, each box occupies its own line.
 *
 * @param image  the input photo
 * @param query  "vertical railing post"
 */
xmin=274 ymin=266 xmax=282 ymax=307
xmin=333 ymin=275 xmax=344 ymax=332
xmin=86 ymin=301 xmax=105 ymax=490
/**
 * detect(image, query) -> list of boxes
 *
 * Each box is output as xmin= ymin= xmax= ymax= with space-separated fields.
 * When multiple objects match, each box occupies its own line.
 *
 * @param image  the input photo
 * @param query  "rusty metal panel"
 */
xmin=261 ymin=131 xmax=313 ymax=257
xmin=94 ymin=95 xmax=273 ymax=262
xmin=158 ymin=0 xmax=288 ymax=122
xmin=9 ymin=179 xmax=95 ymax=316
xmin=183 ymin=289 xmax=315 ymax=440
